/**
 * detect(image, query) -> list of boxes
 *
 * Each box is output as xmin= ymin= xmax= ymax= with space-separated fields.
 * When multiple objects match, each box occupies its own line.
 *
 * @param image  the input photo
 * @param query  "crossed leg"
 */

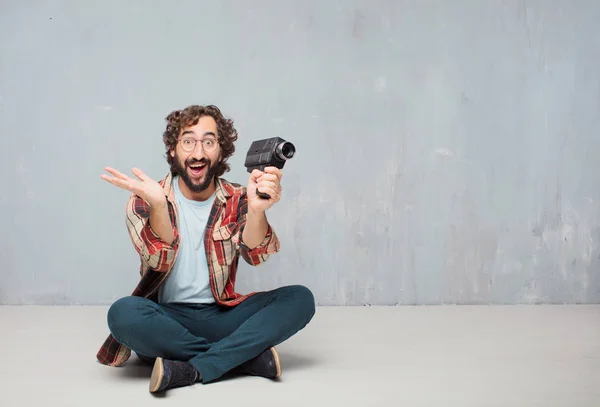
xmin=107 ymin=285 xmax=315 ymax=384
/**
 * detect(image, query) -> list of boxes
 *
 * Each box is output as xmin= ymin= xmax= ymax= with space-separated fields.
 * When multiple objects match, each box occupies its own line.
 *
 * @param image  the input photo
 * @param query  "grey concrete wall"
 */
xmin=1 ymin=0 xmax=599 ymax=305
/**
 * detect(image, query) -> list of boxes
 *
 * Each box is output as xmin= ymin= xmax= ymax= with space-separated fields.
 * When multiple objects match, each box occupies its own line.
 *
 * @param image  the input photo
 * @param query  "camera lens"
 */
xmin=276 ymin=142 xmax=295 ymax=160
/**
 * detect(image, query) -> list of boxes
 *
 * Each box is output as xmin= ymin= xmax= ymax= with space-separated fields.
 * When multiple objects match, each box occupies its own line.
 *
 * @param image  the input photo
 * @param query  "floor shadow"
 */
xmin=112 ymin=356 xmax=172 ymax=399
xmin=115 ymin=355 xmax=153 ymax=380
xmin=277 ymin=350 xmax=321 ymax=371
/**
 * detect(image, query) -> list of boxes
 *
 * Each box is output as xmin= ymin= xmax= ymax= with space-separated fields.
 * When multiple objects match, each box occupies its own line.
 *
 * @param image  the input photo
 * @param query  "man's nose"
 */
xmin=190 ymin=142 xmax=206 ymax=159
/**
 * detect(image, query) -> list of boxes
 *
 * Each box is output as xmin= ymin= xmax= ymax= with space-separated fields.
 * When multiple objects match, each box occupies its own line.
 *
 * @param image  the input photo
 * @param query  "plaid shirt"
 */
xmin=96 ymin=172 xmax=280 ymax=367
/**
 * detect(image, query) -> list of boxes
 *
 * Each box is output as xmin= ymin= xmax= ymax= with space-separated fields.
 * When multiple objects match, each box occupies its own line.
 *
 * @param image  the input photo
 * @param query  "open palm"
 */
xmin=101 ymin=167 xmax=165 ymax=206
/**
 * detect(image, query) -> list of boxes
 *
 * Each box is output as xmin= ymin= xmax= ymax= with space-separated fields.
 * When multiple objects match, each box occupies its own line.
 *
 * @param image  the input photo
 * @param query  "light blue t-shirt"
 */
xmin=159 ymin=176 xmax=215 ymax=305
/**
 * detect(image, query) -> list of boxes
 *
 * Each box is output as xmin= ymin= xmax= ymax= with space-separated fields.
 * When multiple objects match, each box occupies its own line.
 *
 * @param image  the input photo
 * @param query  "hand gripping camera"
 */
xmin=244 ymin=137 xmax=295 ymax=199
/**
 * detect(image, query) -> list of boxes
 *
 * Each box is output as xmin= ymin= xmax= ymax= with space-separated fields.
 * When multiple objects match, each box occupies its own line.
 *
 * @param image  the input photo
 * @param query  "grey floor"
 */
xmin=1 ymin=305 xmax=599 ymax=406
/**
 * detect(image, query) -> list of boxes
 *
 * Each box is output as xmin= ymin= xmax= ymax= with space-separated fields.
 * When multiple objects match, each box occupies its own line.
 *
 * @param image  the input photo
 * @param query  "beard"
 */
xmin=172 ymin=152 xmax=219 ymax=193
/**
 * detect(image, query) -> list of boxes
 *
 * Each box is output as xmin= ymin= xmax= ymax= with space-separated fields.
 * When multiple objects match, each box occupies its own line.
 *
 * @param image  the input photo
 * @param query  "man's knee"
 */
xmin=107 ymin=296 xmax=145 ymax=338
xmin=286 ymin=285 xmax=316 ymax=320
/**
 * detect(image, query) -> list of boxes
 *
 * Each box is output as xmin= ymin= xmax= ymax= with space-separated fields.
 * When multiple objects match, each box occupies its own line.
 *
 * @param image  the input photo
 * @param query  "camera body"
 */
xmin=244 ymin=137 xmax=295 ymax=199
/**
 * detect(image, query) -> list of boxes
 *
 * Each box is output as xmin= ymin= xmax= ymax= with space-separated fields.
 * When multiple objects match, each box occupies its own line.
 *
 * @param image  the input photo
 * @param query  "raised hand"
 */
xmin=101 ymin=167 xmax=166 ymax=207
xmin=247 ymin=166 xmax=283 ymax=213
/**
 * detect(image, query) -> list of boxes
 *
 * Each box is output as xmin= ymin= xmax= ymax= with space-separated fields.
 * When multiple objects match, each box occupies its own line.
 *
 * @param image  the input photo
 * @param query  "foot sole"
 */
xmin=149 ymin=357 xmax=164 ymax=393
xmin=270 ymin=347 xmax=282 ymax=378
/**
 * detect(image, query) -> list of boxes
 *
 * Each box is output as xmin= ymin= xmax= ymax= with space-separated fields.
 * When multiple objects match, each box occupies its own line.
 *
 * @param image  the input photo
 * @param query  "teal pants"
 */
xmin=107 ymin=285 xmax=315 ymax=383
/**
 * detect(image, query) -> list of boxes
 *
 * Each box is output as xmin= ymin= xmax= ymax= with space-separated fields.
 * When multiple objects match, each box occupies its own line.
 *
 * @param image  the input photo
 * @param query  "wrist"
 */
xmin=247 ymin=207 xmax=267 ymax=225
xmin=247 ymin=206 xmax=265 ymax=217
xmin=149 ymin=198 xmax=167 ymax=211
xmin=242 ymin=207 xmax=269 ymax=250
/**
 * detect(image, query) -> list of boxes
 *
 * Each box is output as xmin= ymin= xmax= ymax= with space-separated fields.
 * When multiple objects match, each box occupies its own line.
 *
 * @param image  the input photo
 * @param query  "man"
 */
xmin=97 ymin=105 xmax=315 ymax=393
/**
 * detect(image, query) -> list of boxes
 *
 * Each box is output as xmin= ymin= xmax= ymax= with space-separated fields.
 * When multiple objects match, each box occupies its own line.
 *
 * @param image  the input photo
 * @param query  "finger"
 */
xmin=101 ymin=174 xmax=134 ymax=191
xmin=132 ymin=167 xmax=149 ymax=181
xmin=250 ymin=169 xmax=264 ymax=182
xmin=257 ymin=173 xmax=280 ymax=183
xmin=263 ymin=167 xmax=283 ymax=179
xmin=256 ymin=181 xmax=280 ymax=193
xmin=104 ymin=167 xmax=130 ymax=181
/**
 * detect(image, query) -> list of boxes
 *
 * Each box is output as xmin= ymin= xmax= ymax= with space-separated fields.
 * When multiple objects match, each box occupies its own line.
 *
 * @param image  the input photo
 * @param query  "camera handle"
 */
xmin=254 ymin=164 xmax=272 ymax=200
xmin=256 ymin=190 xmax=271 ymax=200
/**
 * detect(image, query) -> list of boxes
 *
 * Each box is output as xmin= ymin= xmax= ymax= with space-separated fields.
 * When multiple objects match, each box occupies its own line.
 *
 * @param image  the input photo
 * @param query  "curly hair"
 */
xmin=162 ymin=105 xmax=238 ymax=177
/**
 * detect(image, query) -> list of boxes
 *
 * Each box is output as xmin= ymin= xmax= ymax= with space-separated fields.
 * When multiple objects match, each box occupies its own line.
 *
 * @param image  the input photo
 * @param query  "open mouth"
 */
xmin=188 ymin=162 xmax=207 ymax=177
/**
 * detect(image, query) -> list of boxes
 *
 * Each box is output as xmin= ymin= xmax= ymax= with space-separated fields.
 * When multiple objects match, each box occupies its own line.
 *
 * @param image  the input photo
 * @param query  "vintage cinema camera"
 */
xmin=244 ymin=137 xmax=296 ymax=199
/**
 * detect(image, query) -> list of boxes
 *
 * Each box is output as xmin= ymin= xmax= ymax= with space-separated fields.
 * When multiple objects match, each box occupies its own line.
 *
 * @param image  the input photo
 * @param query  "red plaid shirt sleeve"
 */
xmin=235 ymin=195 xmax=280 ymax=266
xmin=239 ymin=223 xmax=279 ymax=265
xmin=126 ymin=193 xmax=180 ymax=273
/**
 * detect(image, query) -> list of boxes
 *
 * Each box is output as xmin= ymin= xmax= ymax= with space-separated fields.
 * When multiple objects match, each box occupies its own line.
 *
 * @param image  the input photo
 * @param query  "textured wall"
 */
xmin=1 ymin=0 xmax=599 ymax=305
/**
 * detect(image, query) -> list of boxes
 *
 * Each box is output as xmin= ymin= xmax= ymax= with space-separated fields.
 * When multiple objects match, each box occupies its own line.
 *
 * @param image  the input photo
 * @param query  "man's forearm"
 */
xmin=242 ymin=208 xmax=269 ymax=249
xmin=149 ymin=201 xmax=175 ymax=245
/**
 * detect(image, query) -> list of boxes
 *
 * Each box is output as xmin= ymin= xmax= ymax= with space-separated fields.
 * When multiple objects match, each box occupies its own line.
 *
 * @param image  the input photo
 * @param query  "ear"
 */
xmin=170 ymin=148 xmax=175 ymax=158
